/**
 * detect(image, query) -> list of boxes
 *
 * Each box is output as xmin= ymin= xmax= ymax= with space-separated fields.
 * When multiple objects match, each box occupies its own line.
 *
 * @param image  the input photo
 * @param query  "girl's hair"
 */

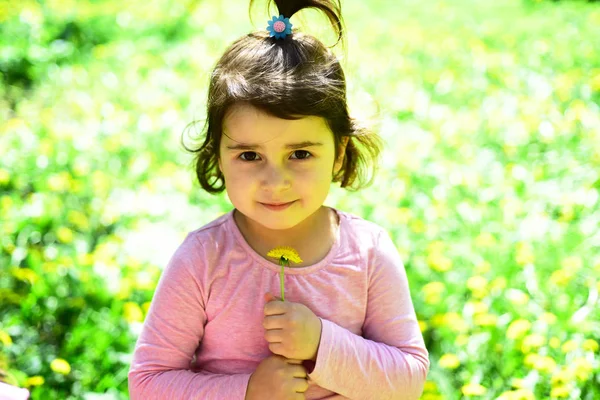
xmin=182 ymin=0 xmax=384 ymax=194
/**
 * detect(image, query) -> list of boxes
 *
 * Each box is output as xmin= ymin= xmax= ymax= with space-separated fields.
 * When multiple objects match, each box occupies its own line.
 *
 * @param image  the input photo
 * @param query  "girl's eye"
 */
xmin=238 ymin=150 xmax=313 ymax=162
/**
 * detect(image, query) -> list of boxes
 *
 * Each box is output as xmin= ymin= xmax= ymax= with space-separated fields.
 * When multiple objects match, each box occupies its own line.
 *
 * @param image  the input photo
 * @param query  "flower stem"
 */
xmin=279 ymin=259 xmax=286 ymax=301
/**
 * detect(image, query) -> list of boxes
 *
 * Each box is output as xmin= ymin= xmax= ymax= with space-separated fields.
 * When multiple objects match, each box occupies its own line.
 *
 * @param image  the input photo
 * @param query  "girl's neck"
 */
xmin=233 ymin=206 xmax=339 ymax=267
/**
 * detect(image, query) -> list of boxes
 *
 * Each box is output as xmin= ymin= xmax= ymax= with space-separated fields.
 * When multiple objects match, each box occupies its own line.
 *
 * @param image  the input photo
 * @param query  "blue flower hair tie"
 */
xmin=267 ymin=15 xmax=293 ymax=39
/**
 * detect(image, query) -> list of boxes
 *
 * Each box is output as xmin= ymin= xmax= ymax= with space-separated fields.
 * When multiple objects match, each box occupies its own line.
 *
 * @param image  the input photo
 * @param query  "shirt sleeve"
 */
xmin=305 ymin=229 xmax=430 ymax=400
xmin=127 ymin=234 xmax=252 ymax=400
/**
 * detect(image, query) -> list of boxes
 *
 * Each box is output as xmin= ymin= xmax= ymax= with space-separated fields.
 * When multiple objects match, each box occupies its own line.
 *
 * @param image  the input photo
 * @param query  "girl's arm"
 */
xmin=303 ymin=229 xmax=430 ymax=399
xmin=128 ymin=234 xmax=252 ymax=399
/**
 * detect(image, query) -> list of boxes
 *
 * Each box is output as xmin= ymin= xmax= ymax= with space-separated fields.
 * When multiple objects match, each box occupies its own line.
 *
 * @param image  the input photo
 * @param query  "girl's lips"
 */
xmin=261 ymin=200 xmax=296 ymax=211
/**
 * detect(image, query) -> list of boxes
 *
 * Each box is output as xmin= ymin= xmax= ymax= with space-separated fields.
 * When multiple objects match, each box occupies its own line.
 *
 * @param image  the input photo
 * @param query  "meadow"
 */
xmin=1 ymin=0 xmax=599 ymax=398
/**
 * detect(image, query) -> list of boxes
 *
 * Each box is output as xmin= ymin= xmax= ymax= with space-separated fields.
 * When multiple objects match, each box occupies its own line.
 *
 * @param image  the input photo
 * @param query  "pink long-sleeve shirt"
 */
xmin=128 ymin=207 xmax=429 ymax=399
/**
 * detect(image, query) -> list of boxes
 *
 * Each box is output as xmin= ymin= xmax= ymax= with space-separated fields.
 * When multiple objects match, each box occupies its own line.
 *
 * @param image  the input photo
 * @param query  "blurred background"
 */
xmin=1 ymin=0 xmax=599 ymax=398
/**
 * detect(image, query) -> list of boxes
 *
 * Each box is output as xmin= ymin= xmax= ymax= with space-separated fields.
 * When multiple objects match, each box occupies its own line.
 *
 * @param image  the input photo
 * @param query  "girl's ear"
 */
xmin=334 ymin=136 xmax=350 ymax=173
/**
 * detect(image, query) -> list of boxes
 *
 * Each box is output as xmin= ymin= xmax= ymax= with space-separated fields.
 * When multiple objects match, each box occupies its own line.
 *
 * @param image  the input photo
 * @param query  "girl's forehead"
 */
xmin=223 ymin=106 xmax=331 ymax=144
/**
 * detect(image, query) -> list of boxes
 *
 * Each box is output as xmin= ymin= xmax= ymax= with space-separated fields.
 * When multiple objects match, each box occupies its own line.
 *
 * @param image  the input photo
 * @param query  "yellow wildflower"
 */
xmin=507 ymin=319 xmax=531 ymax=340
xmin=25 ymin=376 xmax=44 ymax=386
xmin=466 ymin=276 xmax=488 ymax=299
xmin=497 ymin=389 xmax=535 ymax=400
xmin=526 ymin=354 xmax=556 ymax=373
xmin=521 ymin=333 xmax=546 ymax=353
xmin=549 ymin=337 xmax=561 ymax=349
xmin=0 ymin=329 xmax=12 ymax=346
xmin=550 ymin=269 xmax=574 ymax=286
xmin=561 ymin=339 xmax=578 ymax=354
xmin=582 ymin=339 xmax=598 ymax=352
xmin=571 ymin=357 xmax=593 ymax=382
xmin=267 ymin=246 xmax=303 ymax=302
xmin=427 ymin=253 xmax=452 ymax=272
xmin=510 ymin=378 xmax=525 ymax=388
xmin=422 ymin=282 xmax=445 ymax=305
xmin=551 ymin=366 xmax=574 ymax=386
xmin=50 ymin=358 xmax=71 ymax=375
xmin=461 ymin=383 xmax=487 ymax=396
xmin=439 ymin=354 xmax=460 ymax=369
xmin=550 ymin=384 xmax=572 ymax=398
xmin=474 ymin=313 xmax=498 ymax=327
xmin=123 ymin=302 xmax=144 ymax=323
xmin=539 ymin=312 xmax=557 ymax=325
xmin=56 ymin=227 xmax=74 ymax=244
xmin=266 ymin=246 xmax=303 ymax=264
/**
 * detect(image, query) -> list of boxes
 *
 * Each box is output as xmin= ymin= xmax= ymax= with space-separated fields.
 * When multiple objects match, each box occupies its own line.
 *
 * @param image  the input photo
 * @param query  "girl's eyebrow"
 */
xmin=226 ymin=141 xmax=324 ymax=151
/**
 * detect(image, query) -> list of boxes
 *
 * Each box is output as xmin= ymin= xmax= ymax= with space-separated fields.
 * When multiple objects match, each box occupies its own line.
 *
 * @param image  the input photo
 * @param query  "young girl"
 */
xmin=128 ymin=0 xmax=430 ymax=398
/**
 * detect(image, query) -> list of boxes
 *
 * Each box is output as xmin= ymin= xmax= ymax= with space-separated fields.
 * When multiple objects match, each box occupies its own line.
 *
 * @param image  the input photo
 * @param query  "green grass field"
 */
xmin=1 ymin=0 xmax=599 ymax=398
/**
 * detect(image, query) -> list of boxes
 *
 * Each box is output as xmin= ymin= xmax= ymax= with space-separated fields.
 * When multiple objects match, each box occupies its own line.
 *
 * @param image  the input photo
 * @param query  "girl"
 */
xmin=128 ymin=0 xmax=430 ymax=398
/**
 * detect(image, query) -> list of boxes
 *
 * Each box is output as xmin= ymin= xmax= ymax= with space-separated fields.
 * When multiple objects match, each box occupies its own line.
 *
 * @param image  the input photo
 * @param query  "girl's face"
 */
xmin=218 ymin=103 xmax=346 ymax=236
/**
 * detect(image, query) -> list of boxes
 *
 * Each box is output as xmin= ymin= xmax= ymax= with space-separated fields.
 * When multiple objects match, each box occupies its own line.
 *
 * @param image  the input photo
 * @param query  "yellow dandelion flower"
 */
xmin=550 ymin=269 xmax=574 ymax=286
xmin=521 ymin=333 xmax=546 ymax=354
xmin=461 ymin=383 xmax=487 ymax=396
xmin=443 ymin=312 xmax=468 ymax=332
xmin=427 ymin=253 xmax=452 ymax=272
xmin=267 ymin=246 xmax=303 ymax=302
xmin=123 ymin=302 xmax=144 ymax=323
xmin=467 ymin=276 xmax=488 ymax=291
xmin=524 ymin=353 xmax=540 ymax=368
xmin=497 ymin=388 xmax=535 ymax=400
xmin=439 ymin=353 xmax=460 ymax=369
xmin=551 ymin=367 xmax=574 ymax=386
xmin=582 ymin=339 xmax=598 ymax=352
xmin=67 ymin=210 xmax=90 ymax=230
xmin=421 ymin=394 xmax=443 ymax=400
xmin=539 ymin=312 xmax=557 ymax=325
xmin=266 ymin=246 xmax=303 ymax=264
xmin=549 ymin=337 xmax=561 ymax=349
xmin=10 ymin=268 xmax=39 ymax=285
xmin=0 ymin=329 xmax=13 ymax=346
xmin=50 ymin=358 xmax=71 ymax=375
xmin=571 ymin=357 xmax=593 ymax=382
xmin=532 ymin=355 xmax=556 ymax=373
xmin=423 ymin=380 xmax=438 ymax=393
xmin=422 ymin=282 xmax=445 ymax=305
xmin=56 ymin=227 xmax=74 ymax=244
xmin=474 ymin=313 xmax=498 ymax=327
xmin=550 ymin=384 xmax=572 ymax=398
xmin=561 ymin=339 xmax=578 ymax=354
xmin=507 ymin=319 xmax=531 ymax=340
xmin=26 ymin=376 xmax=45 ymax=386
xmin=510 ymin=378 xmax=525 ymax=388
xmin=427 ymin=241 xmax=445 ymax=254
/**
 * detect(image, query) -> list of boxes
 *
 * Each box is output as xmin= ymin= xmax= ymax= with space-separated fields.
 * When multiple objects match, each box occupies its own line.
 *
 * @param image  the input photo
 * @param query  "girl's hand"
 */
xmin=263 ymin=293 xmax=322 ymax=362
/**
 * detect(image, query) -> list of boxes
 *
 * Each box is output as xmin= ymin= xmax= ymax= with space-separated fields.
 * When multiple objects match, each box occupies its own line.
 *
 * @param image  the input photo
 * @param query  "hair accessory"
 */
xmin=267 ymin=15 xmax=293 ymax=39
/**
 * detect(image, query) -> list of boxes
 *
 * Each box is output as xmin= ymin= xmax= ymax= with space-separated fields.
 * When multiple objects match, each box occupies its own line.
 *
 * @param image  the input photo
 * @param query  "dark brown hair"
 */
xmin=182 ymin=0 xmax=384 ymax=194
